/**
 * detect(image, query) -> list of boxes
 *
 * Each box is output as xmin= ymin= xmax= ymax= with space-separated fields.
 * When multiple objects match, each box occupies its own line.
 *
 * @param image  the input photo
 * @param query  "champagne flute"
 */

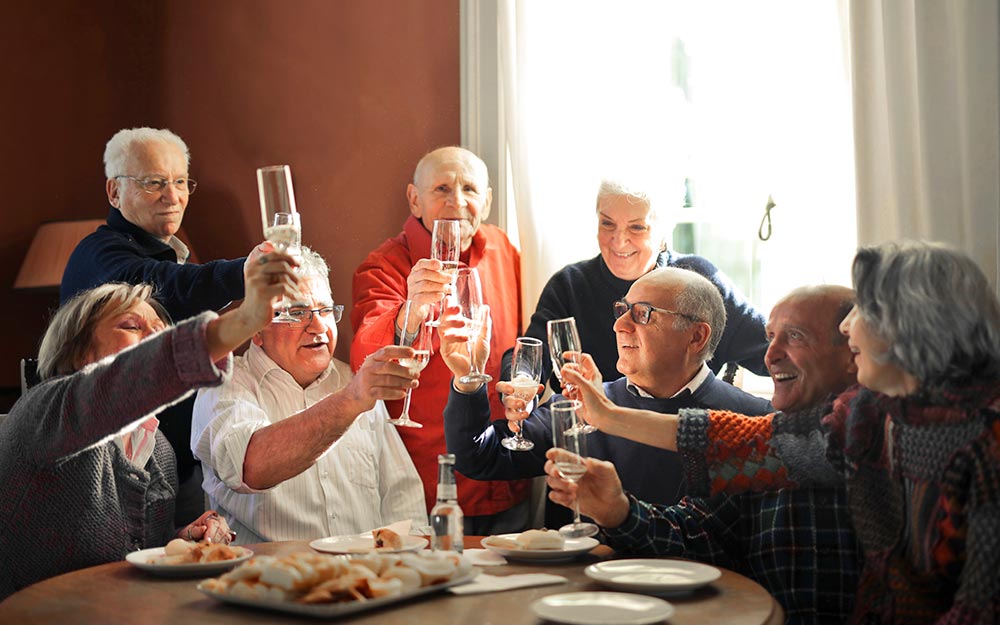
xmin=550 ymin=400 xmax=599 ymax=538
xmin=454 ymin=267 xmax=492 ymax=384
xmin=426 ymin=219 xmax=462 ymax=327
xmin=547 ymin=317 xmax=597 ymax=433
xmin=257 ymin=165 xmax=301 ymax=323
xmin=390 ymin=300 xmax=431 ymax=428
xmin=501 ymin=337 xmax=543 ymax=451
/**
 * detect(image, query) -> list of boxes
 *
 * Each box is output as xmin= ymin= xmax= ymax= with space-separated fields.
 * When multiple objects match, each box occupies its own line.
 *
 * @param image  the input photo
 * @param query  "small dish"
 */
xmin=531 ymin=591 xmax=674 ymax=625
xmin=309 ymin=533 xmax=428 ymax=554
xmin=481 ymin=534 xmax=599 ymax=562
xmin=125 ymin=546 xmax=253 ymax=577
xmin=584 ymin=559 xmax=721 ymax=594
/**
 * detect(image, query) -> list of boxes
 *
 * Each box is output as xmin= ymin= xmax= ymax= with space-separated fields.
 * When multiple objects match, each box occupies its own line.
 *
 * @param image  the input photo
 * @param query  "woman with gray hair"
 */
xmin=503 ymin=178 xmax=769 ymax=393
xmin=561 ymin=240 xmax=1000 ymax=623
xmin=0 ymin=244 xmax=299 ymax=600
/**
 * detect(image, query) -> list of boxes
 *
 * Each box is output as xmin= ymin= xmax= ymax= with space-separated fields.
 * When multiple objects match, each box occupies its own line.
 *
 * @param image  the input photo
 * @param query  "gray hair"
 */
xmin=103 ymin=127 xmax=190 ymax=179
xmin=297 ymin=246 xmax=330 ymax=281
xmin=37 ymin=283 xmax=171 ymax=381
xmin=671 ymin=270 xmax=727 ymax=363
xmin=852 ymin=240 xmax=1000 ymax=387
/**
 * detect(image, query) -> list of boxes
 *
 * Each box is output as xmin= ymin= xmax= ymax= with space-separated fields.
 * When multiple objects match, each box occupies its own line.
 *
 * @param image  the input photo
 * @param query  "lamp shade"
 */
xmin=14 ymin=219 xmax=105 ymax=290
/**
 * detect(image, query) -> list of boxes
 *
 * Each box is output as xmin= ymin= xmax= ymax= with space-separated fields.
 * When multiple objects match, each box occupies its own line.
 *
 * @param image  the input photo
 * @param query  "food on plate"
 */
xmin=201 ymin=551 xmax=473 ymax=604
xmin=152 ymin=539 xmax=244 ymax=565
xmin=486 ymin=529 xmax=566 ymax=551
xmin=372 ymin=527 xmax=403 ymax=551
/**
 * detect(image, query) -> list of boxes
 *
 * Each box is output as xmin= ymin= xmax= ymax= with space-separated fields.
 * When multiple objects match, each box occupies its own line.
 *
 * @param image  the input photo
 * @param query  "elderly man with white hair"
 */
xmin=60 ymin=127 xmax=264 ymax=525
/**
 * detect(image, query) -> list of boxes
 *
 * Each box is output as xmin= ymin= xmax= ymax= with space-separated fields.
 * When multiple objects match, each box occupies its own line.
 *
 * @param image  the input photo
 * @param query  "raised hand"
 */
xmin=345 ymin=345 xmax=420 ymax=412
xmin=497 ymin=380 xmax=544 ymax=433
xmin=438 ymin=300 xmax=491 ymax=392
xmin=400 ymin=258 xmax=454 ymax=329
xmin=561 ymin=356 xmax=617 ymax=430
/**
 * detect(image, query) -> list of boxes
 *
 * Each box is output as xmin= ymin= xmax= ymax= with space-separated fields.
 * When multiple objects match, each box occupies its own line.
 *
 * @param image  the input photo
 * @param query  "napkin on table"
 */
xmin=462 ymin=548 xmax=508 ymax=567
xmin=363 ymin=519 xmax=412 ymax=537
xmin=448 ymin=573 xmax=568 ymax=595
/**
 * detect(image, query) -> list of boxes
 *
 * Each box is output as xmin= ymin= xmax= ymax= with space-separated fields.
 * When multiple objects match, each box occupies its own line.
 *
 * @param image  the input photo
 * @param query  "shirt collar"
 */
xmin=166 ymin=237 xmax=190 ymax=263
xmin=626 ymin=362 xmax=711 ymax=399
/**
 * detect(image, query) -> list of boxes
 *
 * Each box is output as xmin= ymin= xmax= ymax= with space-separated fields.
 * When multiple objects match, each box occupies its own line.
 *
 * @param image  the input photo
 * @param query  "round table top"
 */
xmin=0 ymin=537 xmax=783 ymax=625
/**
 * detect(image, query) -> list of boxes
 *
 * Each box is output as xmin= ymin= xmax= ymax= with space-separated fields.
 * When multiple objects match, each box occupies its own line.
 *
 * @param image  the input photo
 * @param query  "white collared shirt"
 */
xmin=626 ymin=362 xmax=711 ymax=399
xmin=191 ymin=343 xmax=427 ymax=543
xmin=166 ymin=236 xmax=190 ymax=264
xmin=114 ymin=416 xmax=160 ymax=468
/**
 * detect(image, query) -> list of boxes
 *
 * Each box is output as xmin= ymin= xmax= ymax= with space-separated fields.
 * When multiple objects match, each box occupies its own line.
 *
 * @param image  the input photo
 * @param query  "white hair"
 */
xmin=103 ymin=127 xmax=190 ymax=179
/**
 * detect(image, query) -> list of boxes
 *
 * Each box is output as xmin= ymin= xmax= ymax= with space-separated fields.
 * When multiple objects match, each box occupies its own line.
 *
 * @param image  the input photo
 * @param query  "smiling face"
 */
xmin=839 ymin=306 xmax=919 ymax=397
xmin=765 ymin=291 xmax=857 ymax=412
xmin=613 ymin=274 xmax=706 ymax=397
xmin=253 ymin=276 xmax=337 ymax=387
xmin=596 ymin=193 xmax=661 ymax=281
xmin=407 ymin=147 xmax=492 ymax=252
xmin=82 ymin=300 xmax=168 ymax=367
xmin=107 ymin=139 xmax=190 ymax=242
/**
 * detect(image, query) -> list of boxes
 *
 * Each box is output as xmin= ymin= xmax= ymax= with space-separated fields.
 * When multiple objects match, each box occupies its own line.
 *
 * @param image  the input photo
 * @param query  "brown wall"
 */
xmin=0 ymin=1 xmax=459 ymax=403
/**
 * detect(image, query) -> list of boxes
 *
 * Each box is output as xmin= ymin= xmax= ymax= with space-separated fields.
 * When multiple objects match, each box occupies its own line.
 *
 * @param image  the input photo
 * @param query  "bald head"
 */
xmin=407 ymin=146 xmax=492 ymax=251
xmin=765 ymin=285 xmax=857 ymax=412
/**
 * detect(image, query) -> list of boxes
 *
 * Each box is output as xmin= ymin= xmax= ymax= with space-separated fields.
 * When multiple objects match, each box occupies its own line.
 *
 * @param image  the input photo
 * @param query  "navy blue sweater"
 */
xmin=444 ymin=373 xmax=772 ymax=527
xmin=503 ymin=252 xmax=770 ymax=391
xmin=60 ymin=208 xmax=245 ymax=320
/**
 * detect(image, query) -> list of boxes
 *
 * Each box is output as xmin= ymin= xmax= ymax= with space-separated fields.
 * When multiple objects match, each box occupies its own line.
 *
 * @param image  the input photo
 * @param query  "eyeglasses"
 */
xmin=115 ymin=175 xmax=198 ymax=195
xmin=613 ymin=298 xmax=701 ymax=326
xmin=277 ymin=305 xmax=344 ymax=323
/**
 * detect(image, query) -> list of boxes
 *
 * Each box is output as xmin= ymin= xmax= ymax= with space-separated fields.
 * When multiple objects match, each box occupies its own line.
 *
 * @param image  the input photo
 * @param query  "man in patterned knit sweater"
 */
xmin=545 ymin=285 xmax=862 ymax=625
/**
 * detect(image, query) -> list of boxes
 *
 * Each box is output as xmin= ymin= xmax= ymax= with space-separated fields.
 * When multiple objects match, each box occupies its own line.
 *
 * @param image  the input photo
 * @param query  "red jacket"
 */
xmin=351 ymin=216 xmax=531 ymax=516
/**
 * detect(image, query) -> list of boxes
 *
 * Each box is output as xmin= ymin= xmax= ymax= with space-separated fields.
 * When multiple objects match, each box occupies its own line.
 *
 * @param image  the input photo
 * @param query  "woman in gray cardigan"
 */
xmin=0 ymin=244 xmax=299 ymax=599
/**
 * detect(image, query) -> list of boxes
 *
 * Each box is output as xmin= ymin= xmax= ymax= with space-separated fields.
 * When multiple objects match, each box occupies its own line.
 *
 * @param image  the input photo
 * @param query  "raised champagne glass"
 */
xmin=426 ymin=219 xmax=462 ymax=327
xmin=454 ymin=267 xmax=492 ymax=384
xmin=550 ymin=400 xmax=599 ymax=538
xmin=546 ymin=317 xmax=597 ymax=433
xmin=390 ymin=300 xmax=431 ymax=428
xmin=502 ymin=337 xmax=543 ymax=451
xmin=256 ymin=165 xmax=301 ymax=323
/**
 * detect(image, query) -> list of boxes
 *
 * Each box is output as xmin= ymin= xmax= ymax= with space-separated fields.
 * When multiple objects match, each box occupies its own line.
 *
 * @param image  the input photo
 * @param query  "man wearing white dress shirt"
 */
xmin=191 ymin=248 xmax=426 ymax=543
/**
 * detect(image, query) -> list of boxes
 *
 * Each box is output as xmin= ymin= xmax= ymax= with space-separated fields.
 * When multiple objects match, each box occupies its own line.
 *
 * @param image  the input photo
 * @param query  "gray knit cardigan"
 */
xmin=0 ymin=312 xmax=229 ymax=599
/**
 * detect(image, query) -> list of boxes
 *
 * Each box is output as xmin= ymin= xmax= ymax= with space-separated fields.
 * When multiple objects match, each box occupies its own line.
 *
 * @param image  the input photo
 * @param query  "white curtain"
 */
xmin=848 ymin=0 xmax=1000 ymax=292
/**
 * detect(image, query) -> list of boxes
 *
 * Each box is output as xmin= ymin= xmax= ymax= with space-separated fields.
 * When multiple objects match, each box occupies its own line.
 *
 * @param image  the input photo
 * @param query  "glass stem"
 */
xmin=400 ymin=388 xmax=414 ymax=420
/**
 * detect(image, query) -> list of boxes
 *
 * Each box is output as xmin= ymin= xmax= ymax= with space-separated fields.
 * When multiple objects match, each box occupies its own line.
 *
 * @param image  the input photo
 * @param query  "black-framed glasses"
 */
xmin=115 ymin=175 xmax=197 ymax=195
xmin=613 ymin=298 xmax=701 ymax=326
xmin=277 ymin=305 xmax=344 ymax=324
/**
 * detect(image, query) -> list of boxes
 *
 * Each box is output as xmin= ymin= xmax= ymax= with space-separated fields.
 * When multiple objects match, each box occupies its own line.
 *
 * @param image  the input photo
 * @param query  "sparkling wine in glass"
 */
xmin=257 ymin=165 xmax=302 ymax=323
xmin=426 ymin=219 xmax=462 ymax=327
xmin=502 ymin=337 xmax=543 ymax=451
xmin=390 ymin=300 xmax=431 ymax=428
xmin=546 ymin=317 xmax=596 ymax=433
xmin=454 ymin=267 xmax=492 ymax=385
xmin=550 ymin=400 xmax=599 ymax=538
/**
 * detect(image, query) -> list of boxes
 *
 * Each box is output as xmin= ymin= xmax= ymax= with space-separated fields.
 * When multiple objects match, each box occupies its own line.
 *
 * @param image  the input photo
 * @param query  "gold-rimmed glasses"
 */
xmin=114 ymin=175 xmax=197 ymax=195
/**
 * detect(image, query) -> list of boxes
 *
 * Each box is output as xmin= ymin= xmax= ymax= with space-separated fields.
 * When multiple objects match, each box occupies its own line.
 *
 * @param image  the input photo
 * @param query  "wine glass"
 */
xmin=390 ymin=300 xmax=431 ymax=428
xmin=454 ymin=267 xmax=492 ymax=384
xmin=426 ymin=219 xmax=462 ymax=327
xmin=501 ymin=337 xmax=543 ymax=451
xmin=257 ymin=165 xmax=301 ymax=324
xmin=550 ymin=400 xmax=599 ymax=538
xmin=547 ymin=317 xmax=596 ymax=433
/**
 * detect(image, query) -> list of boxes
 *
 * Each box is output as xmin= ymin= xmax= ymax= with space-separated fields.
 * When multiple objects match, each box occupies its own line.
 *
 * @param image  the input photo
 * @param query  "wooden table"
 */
xmin=0 ymin=537 xmax=783 ymax=625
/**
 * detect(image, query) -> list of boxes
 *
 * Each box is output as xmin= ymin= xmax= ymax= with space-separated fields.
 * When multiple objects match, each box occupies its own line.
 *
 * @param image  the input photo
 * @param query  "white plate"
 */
xmin=309 ymin=533 xmax=428 ymax=554
xmin=197 ymin=571 xmax=476 ymax=617
xmin=125 ymin=546 xmax=253 ymax=577
xmin=531 ymin=592 xmax=674 ymax=625
xmin=585 ymin=559 xmax=721 ymax=593
xmin=480 ymin=534 xmax=599 ymax=561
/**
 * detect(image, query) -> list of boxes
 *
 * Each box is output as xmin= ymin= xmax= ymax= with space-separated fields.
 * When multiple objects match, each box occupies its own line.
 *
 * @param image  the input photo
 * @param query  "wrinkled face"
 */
xmin=839 ymin=306 xmax=915 ymax=396
xmin=107 ymin=140 xmax=189 ymax=242
xmin=83 ymin=300 xmax=167 ymax=367
xmin=613 ymin=279 xmax=696 ymax=396
xmin=253 ymin=276 xmax=336 ymax=388
xmin=597 ymin=194 xmax=661 ymax=281
xmin=407 ymin=149 xmax=492 ymax=251
xmin=765 ymin=296 xmax=857 ymax=412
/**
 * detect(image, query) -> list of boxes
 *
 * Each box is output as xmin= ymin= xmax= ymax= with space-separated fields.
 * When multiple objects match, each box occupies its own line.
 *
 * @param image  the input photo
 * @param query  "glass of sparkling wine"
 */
xmin=257 ymin=165 xmax=301 ymax=324
xmin=550 ymin=400 xmax=599 ymax=538
xmin=426 ymin=219 xmax=461 ymax=327
xmin=546 ymin=317 xmax=596 ymax=433
xmin=502 ymin=337 xmax=543 ymax=451
xmin=390 ymin=300 xmax=431 ymax=428
xmin=454 ymin=267 xmax=492 ymax=384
